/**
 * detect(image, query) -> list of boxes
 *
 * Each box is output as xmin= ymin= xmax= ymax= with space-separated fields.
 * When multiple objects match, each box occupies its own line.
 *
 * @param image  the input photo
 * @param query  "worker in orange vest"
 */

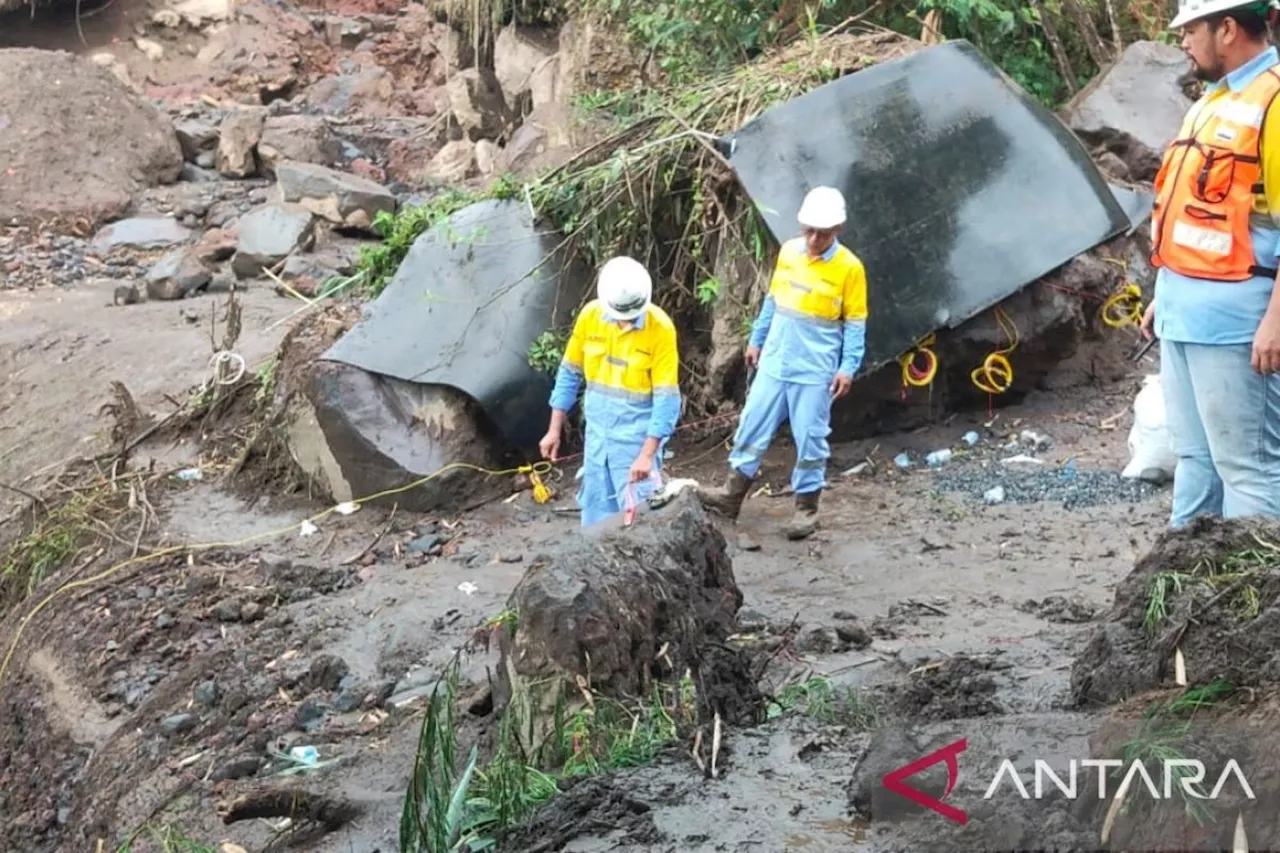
xmin=1141 ymin=0 xmax=1280 ymax=526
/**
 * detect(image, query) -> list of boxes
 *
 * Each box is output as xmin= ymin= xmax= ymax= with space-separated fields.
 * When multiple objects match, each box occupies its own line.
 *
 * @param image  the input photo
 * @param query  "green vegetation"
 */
xmin=1115 ymin=680 xmax=1236 ymax=827
xmin=1143 ymin=534 xmax=1280 ymax=633
xmin=0 ymin=484 xmax=104 ymax=610
xmin=114 ymin=822 xmax=218 ymax=853
xmin=768 ymin=674 xmax=883 ymax=731
xmin=400 ymin=642 xmax=693 ymax=852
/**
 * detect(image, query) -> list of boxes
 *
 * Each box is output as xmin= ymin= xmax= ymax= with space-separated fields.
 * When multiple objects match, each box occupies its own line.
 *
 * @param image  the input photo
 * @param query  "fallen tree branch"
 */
xmin=218 ymin=787 xmax=361 ymax=830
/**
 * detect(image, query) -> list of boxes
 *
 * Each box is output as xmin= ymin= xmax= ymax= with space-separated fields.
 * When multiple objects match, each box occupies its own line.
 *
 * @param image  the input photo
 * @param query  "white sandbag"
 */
xmin=1122 ymin=374 xmax=1176 ymax=482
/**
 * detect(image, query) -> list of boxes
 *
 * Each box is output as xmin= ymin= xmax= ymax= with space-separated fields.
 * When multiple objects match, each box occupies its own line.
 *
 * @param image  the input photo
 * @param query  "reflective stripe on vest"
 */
xmin=1150 ymin=67 xmax=1280 ymax=282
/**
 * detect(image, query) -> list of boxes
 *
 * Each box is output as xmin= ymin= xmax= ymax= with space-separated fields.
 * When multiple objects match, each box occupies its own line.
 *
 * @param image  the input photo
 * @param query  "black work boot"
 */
xmin=697 ymin=469 xmax=753 ymax=520
xmin=785 ymin=489 xmax=821 ymax=540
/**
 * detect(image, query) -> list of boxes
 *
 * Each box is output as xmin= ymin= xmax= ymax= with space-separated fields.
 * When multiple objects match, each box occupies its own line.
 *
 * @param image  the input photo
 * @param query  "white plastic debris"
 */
xmin=1122 ymin=374 xmax=1176 ymax=483
xmin=983 ymin=485 xmax=1006 ymax=504
xmin=333 ymin=501 xmax=359 ymax=515
xmin=299 ymin=520 xmax=319 ymax=537
xmin=175 ymin=468 xmax=203 ymax=481
xmin=925 ymin=449 xmax=952 ymax=467
xmin=962 ymin=431 xmax=980 ymax=446
xmin=1000 ymin=454 xmax=1043 ymax=466
xmin=893 ymin=452 xmax=912 ymax=468
xmin=842 ymin=462 xmax=870 ymax=477
xmin=458 ymin=581 xmax=478 ymax=595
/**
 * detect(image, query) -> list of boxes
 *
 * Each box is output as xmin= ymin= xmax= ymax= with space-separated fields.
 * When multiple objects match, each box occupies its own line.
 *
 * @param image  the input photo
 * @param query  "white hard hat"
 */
xmin=797 ymin=186 xmax=847 ymax=230
xmin=597 ymin=255 xmax=652 ymax=321
xmin=1170 ymin=0 xmax=1275 ymax=28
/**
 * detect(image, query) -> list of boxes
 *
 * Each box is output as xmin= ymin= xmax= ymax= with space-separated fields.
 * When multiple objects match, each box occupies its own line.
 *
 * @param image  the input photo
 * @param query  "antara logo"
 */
xmin=881 ymin=737 xmax=1257 ymax=827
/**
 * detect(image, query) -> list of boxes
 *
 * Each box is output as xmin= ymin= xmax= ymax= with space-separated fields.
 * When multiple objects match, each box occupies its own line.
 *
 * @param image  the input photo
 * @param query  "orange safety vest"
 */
xmin=1150 ymin=66 xmax=1280 ymax=282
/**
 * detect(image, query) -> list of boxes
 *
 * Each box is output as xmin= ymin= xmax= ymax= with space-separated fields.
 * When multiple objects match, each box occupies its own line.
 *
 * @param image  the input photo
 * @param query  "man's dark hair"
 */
xmin=1205 ymin=4 xmax=1274 ymax=39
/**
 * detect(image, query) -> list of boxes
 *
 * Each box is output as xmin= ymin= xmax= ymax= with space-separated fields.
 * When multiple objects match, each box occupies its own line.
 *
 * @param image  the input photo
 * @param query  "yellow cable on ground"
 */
xmin=0 ymin=459 xmax=553 ymax=690
xmin=899 ymin=333 xmax=938 ymax=389
xmin=1101 ymin=282 xmax=1144 ymax=329
xmin=970 ymin=306 xmax=1019 ymax=395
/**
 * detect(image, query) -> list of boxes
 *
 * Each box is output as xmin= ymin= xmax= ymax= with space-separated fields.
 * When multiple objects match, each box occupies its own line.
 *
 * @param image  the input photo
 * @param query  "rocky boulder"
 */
xmin=145 ymin=248 xmax=212 ymax=300
xmin=276 ymin=161 xmax=397 ymax=231
xmin=89 ymin=216 xmax=192 ymax=255
xmin=231 ymin=203 xmax=316 ymax=278
xmin=493 ymin=24 xmax=561 ymax=113
xmin=216 ymin=109 xmax=266 ymax=178
xmin=0 ymin=49 xmax=183 ymax=229
xmin=257 ymin=115 xmax=342 ymax=176
xmin=270 ymin=305 xmax=515 ymax=514
xmin=446 ymin=68 xmax=512 ymax=141
xmin=1061 ymin=41 xmax=1194 ymax=154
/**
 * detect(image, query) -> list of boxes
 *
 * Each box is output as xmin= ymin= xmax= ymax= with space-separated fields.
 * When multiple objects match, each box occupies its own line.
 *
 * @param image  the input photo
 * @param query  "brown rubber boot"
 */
xmin=697 ymin=470 xmax=753 ymax=520
xmin=785 ymin=489 xmax=822 ymax=540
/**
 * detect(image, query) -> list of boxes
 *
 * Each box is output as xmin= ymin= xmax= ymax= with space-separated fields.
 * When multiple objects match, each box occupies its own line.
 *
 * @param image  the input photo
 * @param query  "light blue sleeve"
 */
xmin=748 ymin=295 xmax=776 ymax=350
xmin=839 ymin=319 xmax=866 ymax=376
xmin=647 ymin=391 xmax=681 ymax=440
xmin=548 ymin=362 xmax=583 ymax=413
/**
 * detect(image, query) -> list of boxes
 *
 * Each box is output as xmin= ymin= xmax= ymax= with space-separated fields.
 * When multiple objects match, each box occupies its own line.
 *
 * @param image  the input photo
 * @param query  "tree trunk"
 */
xmin=1063 ymin=0 xmax=1111 ymax=67
xmin=1031 ymin=0 xmax=1079 ymax=96
xmin=493 ymin=491 xmax=761 ymax=759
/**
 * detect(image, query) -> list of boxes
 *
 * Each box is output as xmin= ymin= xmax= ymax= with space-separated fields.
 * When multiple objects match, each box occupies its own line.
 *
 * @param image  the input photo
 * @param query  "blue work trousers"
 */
xmin=1161 ymin=340 xmax=1280 ymax=528
xmin=727 ymin=371 xmax=832 ymax=495
xmin=577 ymin=431 xmax=663 ymax=527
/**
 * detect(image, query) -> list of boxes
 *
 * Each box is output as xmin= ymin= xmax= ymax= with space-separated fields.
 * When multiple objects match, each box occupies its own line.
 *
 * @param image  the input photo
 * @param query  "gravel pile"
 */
xmin=931 ymin=462 xmax=1159 ymax=509
xmin=0 ymin=227 xmax=95 ymax=289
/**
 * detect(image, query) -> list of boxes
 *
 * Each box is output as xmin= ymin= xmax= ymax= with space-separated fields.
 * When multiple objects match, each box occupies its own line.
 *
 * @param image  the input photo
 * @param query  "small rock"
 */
xmin=294 ymin=698 xmax=330 ymax=732
xmin=216 ymin=109 xmax=266 ymax=178
xmin=445 ymin=68 xmax=510 ymax=141
xmin=239 ymin=601 xmax=264 ymax=622
xmin=497 ymin=553 xmax=523 ymax=563
xmin=213 ymin=599 xmax=241 ymax=622
xmin=231 ymin=203 xmax=316 ymax=279
xmin=134 ymin=37 xmax=164 ymax=61
xmin=194 ymin=680 xmax=221 ymax=707
xmin=90 ymin=217 xmax=191 ymax=254
xmin=475 ymin=139 xmax=499 ymax=175
xmin=736 ymin=533 xmax=760 ymax=552
xmin=145 ymin=247 xmax=212 ymax=300
xmin=179 ymin=162 xmax=218 ymax=183
xmin=155 ymin=612 xmax=175 ymax=629
xmin=257 ymin=115 xmax=341 ymax=176
xmin=832 ymin=610 xmax=858 ymax=621
xmin=308 ymin=654 xmax=350 ymax=692
xmin=195 ymin=228 xmax=237 ymax=263
xmin=275 ymin=161 xmax=397 ymax=232
xmin=423 ymin=139 xmax=476 ymax=183
xmin=211 ymin=755 xmax=262 ymax=782
xmin=207 ymin=272 xmax=237 ymax=293
xmin=835 ymin=624 xmax=872 ymax=649
xmin=795 ymin=624 xmax=838 ymax=654
xmin=160 ymin=713 xmax=197 ymax=736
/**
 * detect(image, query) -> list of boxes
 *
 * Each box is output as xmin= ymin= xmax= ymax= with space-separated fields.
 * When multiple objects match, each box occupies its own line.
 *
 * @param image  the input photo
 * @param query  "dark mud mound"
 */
xmin=496 ymin=491 xmax=759 ymax=724
xmin=846 ymin=713 xmax=1099 ymax=853
xmin=1083 ymin=685 xmax=1280 ymax=852
xmin=496 ymin=774 xmax=664 ymax=852
xmin=1071 ymin=517 xmax=1280 ymax=707
xmin=882 ymin=653 xmax=1007 ymax=721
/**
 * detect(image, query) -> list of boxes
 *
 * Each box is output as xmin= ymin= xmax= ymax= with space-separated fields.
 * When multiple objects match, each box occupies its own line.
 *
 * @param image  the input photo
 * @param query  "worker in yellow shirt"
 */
xmin=698 ymin=186 xmax=868 ymax=539
xmin=539 ymin=256 xmax=683 ymax=527
xmin=1140 ymin=0 xmax=1280 ymax=528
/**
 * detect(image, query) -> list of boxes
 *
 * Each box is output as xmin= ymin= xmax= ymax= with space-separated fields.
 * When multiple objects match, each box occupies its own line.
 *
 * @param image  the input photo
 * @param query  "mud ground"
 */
xmin=0 ymin=274 xmax=1171 ymax=851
